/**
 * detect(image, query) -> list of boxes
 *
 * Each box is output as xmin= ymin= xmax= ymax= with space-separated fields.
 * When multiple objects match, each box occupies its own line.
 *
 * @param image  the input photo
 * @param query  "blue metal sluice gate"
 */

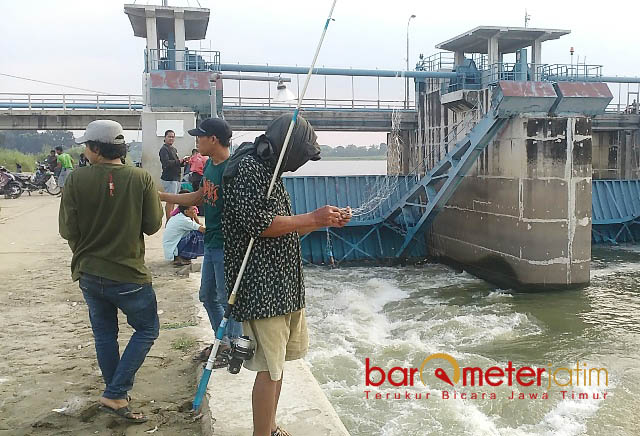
xmin=282 ymin=175 xmax=427 ymax=265
xmin=285 ymin=177 xmax=640 ymax=264
xmin=592 ymin=180 xmax=640 ymax=244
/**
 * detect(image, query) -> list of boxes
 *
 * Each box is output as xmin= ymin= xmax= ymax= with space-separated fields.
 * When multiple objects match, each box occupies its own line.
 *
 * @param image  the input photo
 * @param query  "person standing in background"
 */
xmin=158 ymin=130 xmax=186 ymax=222
xmin=187 ymin=148 xmax=208 ymax=193
xmin=79 ymin=153 xmax=89 ymax=167
xmin=46 ymin=149 xmax=58 ymax=173
xmin=55 ymin=146 xmax=74 ymax=193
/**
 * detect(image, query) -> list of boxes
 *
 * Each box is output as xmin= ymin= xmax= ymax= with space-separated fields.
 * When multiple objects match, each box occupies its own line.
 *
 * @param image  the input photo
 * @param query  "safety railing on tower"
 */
xmin=480 ymin=62 xmax=604 ymax=85
xmin=144 ymin=48 xmax=220 ymax=72
xmin=537 ymin=63 xmax=603 ymax=81
xmin=604 ymin=83 xmax=640 ymax=114
xmin=483 ymin=63 xmax=535 ymax=84
xmin=415 ymin=52 xmax=454 ymax=72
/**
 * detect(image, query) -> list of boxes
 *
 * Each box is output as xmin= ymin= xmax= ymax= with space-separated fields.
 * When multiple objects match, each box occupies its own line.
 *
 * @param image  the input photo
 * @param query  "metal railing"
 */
xmin=416 ymin=52 xmax=487 ymax=73
xmin=415 ymin=51 xmax=454 ymax=72
xmin=0 ymin=93 xmax=144 ymax=111
xmin=538 ymin=63 xmax=603 ymax=81
xmin=471 ymin=53 xmax=489 ymax=71
xmin=0 ymin=92 xmax=411 ymax=112
xmin=605 ymin=102 xmax=640 ymax=114
xmin=425 ymin=101 xmax=484 ymax=172
xmin=483 ymin=63 xmax=544 ymax=84
xmin=223 ymin=70 xmax=417 ymax=110
xmin=145 ymin=48 xmax=220 ymax=72
xmin=221 ymin=95 xmax=409 ymax=110
xmin=482 ymin=62 xmax=604 ymax=85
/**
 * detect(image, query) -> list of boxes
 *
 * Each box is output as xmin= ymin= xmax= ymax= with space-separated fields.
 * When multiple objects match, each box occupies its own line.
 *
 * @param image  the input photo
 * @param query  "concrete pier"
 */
xmin=427 ymin=116 xmax=592 ymax=290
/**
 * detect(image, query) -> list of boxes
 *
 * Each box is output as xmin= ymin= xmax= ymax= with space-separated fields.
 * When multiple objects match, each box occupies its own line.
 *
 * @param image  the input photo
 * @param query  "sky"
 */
xmin=1 ymin=0 xmax=639 ymax=145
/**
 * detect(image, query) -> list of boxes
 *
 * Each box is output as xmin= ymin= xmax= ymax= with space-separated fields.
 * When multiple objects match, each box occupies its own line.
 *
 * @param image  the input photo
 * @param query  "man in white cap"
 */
xmin=59 ymin=120 xmax=163 ymax=424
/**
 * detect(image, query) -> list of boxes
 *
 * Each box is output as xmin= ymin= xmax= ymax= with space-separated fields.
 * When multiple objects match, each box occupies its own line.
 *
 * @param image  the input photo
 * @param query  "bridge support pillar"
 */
xmin=428 ymin=116 xmax=592 ymax=290
xmin=141 ymin=111 xmax=197 ymax=185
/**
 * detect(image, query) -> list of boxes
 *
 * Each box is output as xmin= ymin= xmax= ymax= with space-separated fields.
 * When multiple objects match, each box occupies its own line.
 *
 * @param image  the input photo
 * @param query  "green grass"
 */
xmin=171 ymin=337 xmax=196 ymax=351
xmin=0 ymin=149 xmax=47 ymax=172
xmin=0 ymin=145 xmax=134 ymax=172
xmin=161 ymin=320 xmax=198 ymax=330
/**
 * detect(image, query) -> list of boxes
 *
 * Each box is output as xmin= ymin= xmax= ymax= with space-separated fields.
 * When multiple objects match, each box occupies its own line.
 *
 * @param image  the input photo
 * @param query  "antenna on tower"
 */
xmin=524 ymin=9 xmax=531 ymax=28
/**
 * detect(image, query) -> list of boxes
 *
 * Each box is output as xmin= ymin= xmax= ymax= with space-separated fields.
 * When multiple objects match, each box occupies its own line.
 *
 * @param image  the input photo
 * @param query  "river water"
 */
xmin=289 ymin=159 xmax=639 ymax=435
xmin=295 ymin=161 xmax=640 ymax=436
xmin=305 ymin=247 xmax=640 ymax=436
xmin=303 ymin=246 xmax=640 ymax=435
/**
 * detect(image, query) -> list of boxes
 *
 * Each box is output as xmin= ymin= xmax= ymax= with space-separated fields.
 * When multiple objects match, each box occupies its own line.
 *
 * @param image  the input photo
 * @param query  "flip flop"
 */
xmin=99 ymin=404 xmax=148 ymax=424
xmin=271 ymin=426 xmax=293 ymax=436
xmin=192 ymin=344 xmax=231 ymax=362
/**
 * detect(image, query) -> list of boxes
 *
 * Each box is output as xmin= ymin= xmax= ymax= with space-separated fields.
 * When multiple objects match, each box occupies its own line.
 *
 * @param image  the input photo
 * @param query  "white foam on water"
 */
xmin=305 ymin=273 xmax=410 ymax=375
xmin=484 ymin=290 xmax=515 ymax=300
xmin=305 ymin=266 xmax=617 ymax=436
xmin=599 ymin=245 xmax=640 ymax=254
xmin=409 ymin=308 xmax=541 ymax=350
xmin=590 ymin=262 xmax=639 ymax=279
xmin=512 ymin=383 xmax=610 ymax=436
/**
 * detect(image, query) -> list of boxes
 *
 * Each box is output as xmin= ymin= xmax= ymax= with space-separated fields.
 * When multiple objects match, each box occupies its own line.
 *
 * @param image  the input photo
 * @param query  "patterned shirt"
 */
xmin=223 ymin=155 xmax=305 ymax=322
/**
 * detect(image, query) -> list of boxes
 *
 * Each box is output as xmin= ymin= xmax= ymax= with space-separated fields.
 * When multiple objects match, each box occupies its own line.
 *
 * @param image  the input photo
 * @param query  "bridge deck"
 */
xmin=0 ymin=107 xmax=418 ymax=131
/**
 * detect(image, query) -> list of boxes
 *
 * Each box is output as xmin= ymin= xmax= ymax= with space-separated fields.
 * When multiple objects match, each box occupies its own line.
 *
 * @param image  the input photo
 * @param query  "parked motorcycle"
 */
xmin=0 ymin=166 xmax=23 ymax=199
xmin=13 ymin=162 xmax=60 ymax=196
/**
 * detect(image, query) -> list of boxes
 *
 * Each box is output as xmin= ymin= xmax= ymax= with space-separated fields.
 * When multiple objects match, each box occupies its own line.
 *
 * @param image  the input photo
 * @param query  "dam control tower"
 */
xmin=124 ymin=2 xmax=216 ymax=181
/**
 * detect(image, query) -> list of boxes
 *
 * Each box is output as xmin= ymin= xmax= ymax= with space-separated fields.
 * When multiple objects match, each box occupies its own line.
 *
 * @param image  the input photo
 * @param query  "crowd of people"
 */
xmin=57 ymin=116 xmax=352 ymax=435
xmin=43 ymin=147 xmax=76 ymax=193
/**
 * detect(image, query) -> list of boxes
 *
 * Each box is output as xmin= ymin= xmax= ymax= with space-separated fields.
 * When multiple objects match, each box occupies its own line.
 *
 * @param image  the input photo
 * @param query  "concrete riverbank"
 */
xmin=0 ymin=194 xmax=349 ymax=436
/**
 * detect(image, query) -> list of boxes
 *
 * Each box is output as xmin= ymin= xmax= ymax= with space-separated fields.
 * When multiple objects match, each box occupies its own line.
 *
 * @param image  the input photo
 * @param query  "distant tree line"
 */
xmin=319 ymin=143 xmax=387 ymax=158
xmin=0 ymin=130 xmax=141 ymax=171
xmin=0 ymin=130 xmax=387 ymax=162
xmin=0 ymin=130 xmax=75 ymax=154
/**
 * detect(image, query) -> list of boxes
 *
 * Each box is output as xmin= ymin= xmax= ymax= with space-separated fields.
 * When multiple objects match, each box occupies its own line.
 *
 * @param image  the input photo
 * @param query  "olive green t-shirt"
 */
xmin=58 ymin=164 xmax=163 ymax=284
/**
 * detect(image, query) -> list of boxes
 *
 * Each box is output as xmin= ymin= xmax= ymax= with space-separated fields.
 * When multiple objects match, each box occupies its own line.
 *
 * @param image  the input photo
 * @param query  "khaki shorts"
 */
xmin=243 ymin=309 xmax=309 ymax=381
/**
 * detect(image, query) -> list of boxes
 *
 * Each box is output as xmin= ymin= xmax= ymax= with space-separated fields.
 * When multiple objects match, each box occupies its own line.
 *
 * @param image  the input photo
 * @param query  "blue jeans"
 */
xmin=199 ymin=247 xmax=242 ymax=343
xmin=79 ymin=273 xmax=159 ymax=400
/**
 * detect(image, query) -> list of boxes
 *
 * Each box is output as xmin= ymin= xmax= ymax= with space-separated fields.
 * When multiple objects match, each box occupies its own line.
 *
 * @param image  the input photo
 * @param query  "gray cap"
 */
xmin=75 ymin=120 xmax=126 ymax=145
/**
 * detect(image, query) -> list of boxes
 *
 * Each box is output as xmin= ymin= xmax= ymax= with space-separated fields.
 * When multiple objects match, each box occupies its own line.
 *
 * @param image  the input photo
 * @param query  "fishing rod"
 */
xmin=192 ymin=0 xmax=339 ymax=413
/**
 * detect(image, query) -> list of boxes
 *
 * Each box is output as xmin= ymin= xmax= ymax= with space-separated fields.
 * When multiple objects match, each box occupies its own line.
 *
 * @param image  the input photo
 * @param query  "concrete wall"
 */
xmin=428 ymin=116 xmax=592 ymax=290
xmin=592 ymin=128 xmax=640 ymax=179
xmin=141 ymin=111 xmax=196 ymax=185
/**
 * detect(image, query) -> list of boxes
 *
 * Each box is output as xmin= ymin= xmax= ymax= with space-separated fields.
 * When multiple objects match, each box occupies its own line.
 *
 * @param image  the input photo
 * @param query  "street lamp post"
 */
xmin=406 ymin=14 xmax=416 ymax=109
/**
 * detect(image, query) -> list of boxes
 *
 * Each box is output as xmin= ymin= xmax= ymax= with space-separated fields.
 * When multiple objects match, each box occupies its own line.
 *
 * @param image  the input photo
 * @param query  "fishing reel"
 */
xmin=220 ymin=336 xmax=254 ymax=375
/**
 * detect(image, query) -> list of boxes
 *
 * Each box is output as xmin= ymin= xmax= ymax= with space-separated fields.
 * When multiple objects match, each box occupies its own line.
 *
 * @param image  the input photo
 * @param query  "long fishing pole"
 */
xmin=192 ymin=0 xmax=338 ymax=413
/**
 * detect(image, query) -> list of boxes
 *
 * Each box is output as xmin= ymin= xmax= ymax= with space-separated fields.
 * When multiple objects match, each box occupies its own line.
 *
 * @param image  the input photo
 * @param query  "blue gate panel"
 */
xmin=592 ymin=179 xmax=640 ymax=244
xmin=283 ymin=175 xmax=426 ymax=263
